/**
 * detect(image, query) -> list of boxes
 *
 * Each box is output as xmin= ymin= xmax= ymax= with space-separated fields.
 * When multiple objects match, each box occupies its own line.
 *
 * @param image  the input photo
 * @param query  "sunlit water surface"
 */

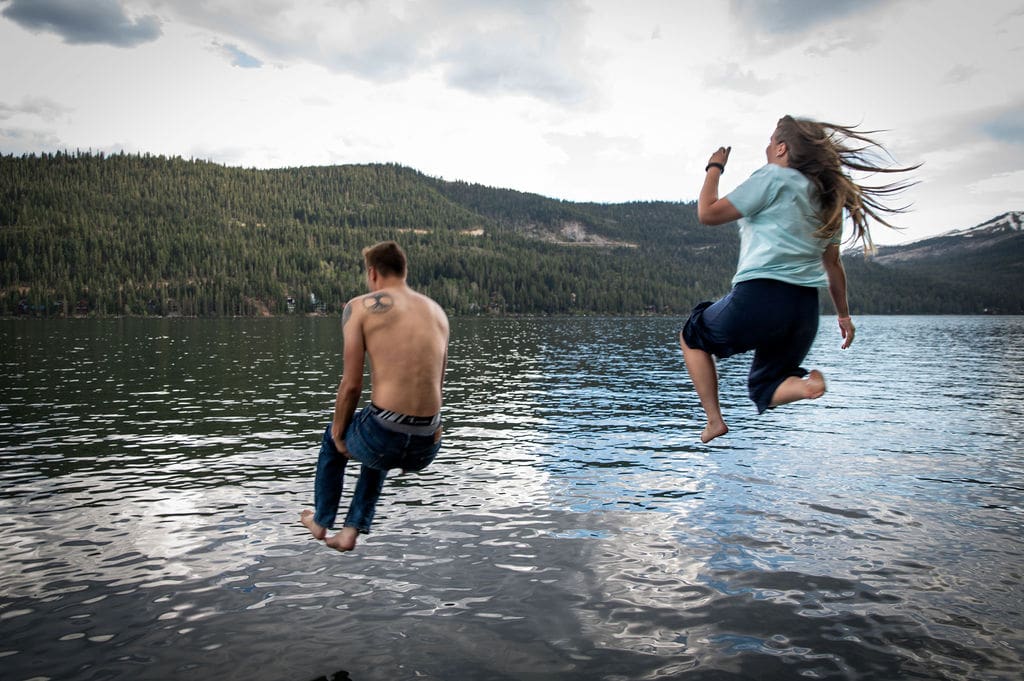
xmin=1 ymin=316 xmax=1021 ymax=680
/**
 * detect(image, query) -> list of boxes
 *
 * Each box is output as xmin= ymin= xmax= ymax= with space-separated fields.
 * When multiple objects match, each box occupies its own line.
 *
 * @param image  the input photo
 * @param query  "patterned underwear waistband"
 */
xmin=367 ymin=402 xmax=441 ymax=436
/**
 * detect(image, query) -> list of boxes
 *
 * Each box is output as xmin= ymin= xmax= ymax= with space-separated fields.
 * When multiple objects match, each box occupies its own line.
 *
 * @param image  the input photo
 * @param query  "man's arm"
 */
xmin=822 ymin=243 xmax=855 ymax=349
xmin=332 ymin=300 xmax=365 ymax=452
xmin=440 ymin=349 xmax=448 ymax=393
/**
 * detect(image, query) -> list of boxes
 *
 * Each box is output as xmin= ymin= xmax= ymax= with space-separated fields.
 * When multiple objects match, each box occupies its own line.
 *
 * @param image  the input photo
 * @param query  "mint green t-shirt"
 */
xmin=725 ymin=164 xmax=838 ymax=288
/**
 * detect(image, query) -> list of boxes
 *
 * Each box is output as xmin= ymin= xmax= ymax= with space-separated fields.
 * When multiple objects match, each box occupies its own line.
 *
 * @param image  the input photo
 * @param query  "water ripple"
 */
xmin=1 ymin=316 xmax=1022 ymax=680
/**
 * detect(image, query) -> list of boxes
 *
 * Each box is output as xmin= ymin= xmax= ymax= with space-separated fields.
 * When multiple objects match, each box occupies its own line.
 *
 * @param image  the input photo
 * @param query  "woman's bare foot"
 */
xmin=300 ymin=509 xmax=326 ymax=540
xmin=805 ymin=369 xmax=826 ymax=399
xmin=325 ymin=527 xmax=359 ymax=552
xmin=769 ymin=370 xmax=827 ymax=408
xmin=701 ymin=419 xmax=729 ymax=443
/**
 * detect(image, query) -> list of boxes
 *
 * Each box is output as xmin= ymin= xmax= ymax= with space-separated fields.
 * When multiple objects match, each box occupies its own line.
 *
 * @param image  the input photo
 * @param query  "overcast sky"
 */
xmin=1 ymin=0 xmax=1022 ymax=245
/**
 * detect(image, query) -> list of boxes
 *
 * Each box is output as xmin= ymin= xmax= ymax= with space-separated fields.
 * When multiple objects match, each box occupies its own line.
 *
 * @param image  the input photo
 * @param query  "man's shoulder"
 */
xmin=345 ymin=287 xmax=445 ymax=321
xmin=412 ymin=289 xmax=446 ymax=311
xmin=354 ymin=290 xmax=400 ymax=313
xmin=343 ymin=291 xmax=391 ymax=327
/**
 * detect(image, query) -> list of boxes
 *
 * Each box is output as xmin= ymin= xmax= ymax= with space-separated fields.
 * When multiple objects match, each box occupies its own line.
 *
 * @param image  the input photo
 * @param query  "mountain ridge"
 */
xmin=1 ymin=153 xmax=1020 ymax=316
xmin=870 ymin=211 xmax=1024 ymax=265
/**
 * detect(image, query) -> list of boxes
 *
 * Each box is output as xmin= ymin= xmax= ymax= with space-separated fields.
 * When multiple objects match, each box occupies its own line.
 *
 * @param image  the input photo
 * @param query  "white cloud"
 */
xmin=966 ymin=169 xmax=1024 ymax=198
xmin=0 ymin=96 xmax=73 ymax=122
xmin=0 ymin=126 xmax=64 ymax=154
xmin=148 ymin=0 xmax=597 ymax=103
xmin=702 ymin=62 xmax=777 ymax=96
xmin=941 ymin=64 xmax=980 ymax=86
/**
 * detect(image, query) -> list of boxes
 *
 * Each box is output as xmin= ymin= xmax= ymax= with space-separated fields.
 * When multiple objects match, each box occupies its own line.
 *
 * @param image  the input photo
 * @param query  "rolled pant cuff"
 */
xmin=314 ymin=514 xmax=336 ymax=530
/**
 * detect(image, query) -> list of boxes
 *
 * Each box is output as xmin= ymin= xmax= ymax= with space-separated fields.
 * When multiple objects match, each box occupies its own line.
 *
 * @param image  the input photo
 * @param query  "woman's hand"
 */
xmin=838 ymin=316 xmax=855 ymax=349
xmin=698 ymin=145 xmax=740 ymax=225
xmin=707 ymin=146 xmax=731 ymax=171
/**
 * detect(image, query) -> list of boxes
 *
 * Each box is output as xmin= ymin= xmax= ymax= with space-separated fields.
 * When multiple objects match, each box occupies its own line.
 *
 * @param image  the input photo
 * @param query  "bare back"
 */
xmin=352 ymin=285 xmax=448 ymax=417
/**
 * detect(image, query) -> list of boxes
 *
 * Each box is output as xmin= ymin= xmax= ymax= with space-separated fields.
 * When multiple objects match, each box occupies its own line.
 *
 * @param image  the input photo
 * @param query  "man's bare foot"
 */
xmin=701 ymin=420 xmax=729 ymax=443
xmin=325 ymin=527 xmax=359 ymax=552
xmin=300 ymin=509 xmax=326 ymax=540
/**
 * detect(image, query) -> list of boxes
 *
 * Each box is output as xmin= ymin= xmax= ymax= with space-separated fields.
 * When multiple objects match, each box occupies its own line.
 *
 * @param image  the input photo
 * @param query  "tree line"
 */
xmin=1 ymin=151 xmax=1018 ymax=317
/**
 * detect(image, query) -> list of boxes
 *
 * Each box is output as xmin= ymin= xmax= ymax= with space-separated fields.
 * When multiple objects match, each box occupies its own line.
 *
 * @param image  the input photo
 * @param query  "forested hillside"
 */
xmin=844 ymin=211 xmax=1024 ymax=314
xmin=1 ymin=152 xmax=1020 ymax=316
xmin=0 ymin=152 xmax=735 ymax=316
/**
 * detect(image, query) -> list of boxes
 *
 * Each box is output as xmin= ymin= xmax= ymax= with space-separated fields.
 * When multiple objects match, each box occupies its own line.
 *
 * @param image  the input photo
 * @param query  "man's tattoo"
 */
xmin=342 ymin=303 xmax=353 ymax=327
xmin=363 ymin=292 xmax=394 ymax=313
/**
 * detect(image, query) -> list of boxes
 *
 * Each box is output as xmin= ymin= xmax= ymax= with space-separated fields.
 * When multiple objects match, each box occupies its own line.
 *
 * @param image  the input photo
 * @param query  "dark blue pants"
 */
xmin=682 ymin=279 xmax=820 ymax=414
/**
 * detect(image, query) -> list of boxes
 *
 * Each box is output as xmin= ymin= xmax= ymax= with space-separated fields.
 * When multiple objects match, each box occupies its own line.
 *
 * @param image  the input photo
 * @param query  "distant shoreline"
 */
xmin=2 ymin=311 xmax=1018 ymax=321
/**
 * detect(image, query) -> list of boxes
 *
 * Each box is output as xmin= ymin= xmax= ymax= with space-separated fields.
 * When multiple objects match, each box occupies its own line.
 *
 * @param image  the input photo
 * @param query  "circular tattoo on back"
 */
xmin=363 ymin=292 xmax=394 ymax=313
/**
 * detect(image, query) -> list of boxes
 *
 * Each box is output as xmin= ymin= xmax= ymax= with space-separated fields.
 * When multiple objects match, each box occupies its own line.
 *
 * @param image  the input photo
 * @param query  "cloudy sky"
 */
xmin=1 ymin=0 xmax=1022 ymax=245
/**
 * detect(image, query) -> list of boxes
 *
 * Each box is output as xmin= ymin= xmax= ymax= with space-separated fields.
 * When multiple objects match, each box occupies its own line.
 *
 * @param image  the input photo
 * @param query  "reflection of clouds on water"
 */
xmin=525 ymin=318 xmax=720 ymax=521
xmin=0 ymin=475 xmax=271 ymax=599
xmin=428 ymin=318 xmax=731 ymax=661
xmin=1 ymin=316 xmax=1022 ymax=680
xmin=567 ymin=511 xmax=709 ymax=659
xmin=443 ymin=317 xmax=724 ymax=539
xmin=441 ymin=315 xmax=1024 ymax=673
xmin=804 ymin=316 xmax=1024 ymax=445
xmin=442 ymin=318 xmax=555 ymax=510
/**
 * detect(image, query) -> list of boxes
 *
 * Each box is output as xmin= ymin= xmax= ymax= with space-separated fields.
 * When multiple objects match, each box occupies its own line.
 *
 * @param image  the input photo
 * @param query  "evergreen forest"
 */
xmin=2 ymin=152 xmax=1020 ymax=317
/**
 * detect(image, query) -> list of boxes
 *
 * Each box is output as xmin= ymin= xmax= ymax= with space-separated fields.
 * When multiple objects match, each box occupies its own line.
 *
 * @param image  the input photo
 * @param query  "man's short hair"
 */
xmin=362 ymin=241 xmax=408 ymax=278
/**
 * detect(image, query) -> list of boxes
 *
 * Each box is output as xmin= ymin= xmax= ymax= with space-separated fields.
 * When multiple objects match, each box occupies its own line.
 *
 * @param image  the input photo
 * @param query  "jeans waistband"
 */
xmin=367 ymin=403 xmax=441 ymax=437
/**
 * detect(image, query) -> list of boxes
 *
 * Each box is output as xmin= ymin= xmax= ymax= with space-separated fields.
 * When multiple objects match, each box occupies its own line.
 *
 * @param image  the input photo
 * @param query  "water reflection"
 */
xmin=1 ymin=316 xmax=1022 ymax=680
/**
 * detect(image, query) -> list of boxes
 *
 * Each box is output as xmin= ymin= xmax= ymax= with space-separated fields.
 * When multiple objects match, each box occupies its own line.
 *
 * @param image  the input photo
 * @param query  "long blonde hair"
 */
xmin=774 ymin=115 xmax=920 ymax=252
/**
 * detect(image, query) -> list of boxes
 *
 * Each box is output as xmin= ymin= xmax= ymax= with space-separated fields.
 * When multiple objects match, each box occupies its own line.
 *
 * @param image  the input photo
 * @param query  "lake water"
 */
xmin=1 ymin=315 xmax=1022 ymax=681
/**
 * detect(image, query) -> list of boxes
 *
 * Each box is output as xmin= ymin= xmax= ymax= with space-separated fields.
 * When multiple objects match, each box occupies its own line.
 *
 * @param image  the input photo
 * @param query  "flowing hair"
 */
xmin=774 ymin=115 xmax=920 ymax=253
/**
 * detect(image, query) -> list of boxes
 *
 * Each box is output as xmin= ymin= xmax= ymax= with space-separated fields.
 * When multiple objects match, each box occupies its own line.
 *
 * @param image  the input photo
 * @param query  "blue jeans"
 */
xmin=313 ymin=407 xmax=441 ymax=534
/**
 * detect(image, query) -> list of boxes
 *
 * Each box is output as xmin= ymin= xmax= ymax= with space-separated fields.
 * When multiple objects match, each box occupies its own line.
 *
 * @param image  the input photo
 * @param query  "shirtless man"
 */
xmin=301 ymin=241 xmax=449 ymax=552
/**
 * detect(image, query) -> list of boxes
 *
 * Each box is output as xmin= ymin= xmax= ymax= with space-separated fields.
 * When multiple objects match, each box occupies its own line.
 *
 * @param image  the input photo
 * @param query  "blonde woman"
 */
xmin=681 ymin=115 xmax=918 ymax=443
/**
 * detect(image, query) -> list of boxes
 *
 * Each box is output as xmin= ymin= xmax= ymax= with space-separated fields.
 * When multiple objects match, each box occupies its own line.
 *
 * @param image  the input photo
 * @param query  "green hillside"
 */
xmin=1 ymin=152 xmax=1019 ymax=316
xmin=0 ymin=152 xmax=736 ymax=316
xmin=845 ymin=213 xmax=1024 ymax=314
